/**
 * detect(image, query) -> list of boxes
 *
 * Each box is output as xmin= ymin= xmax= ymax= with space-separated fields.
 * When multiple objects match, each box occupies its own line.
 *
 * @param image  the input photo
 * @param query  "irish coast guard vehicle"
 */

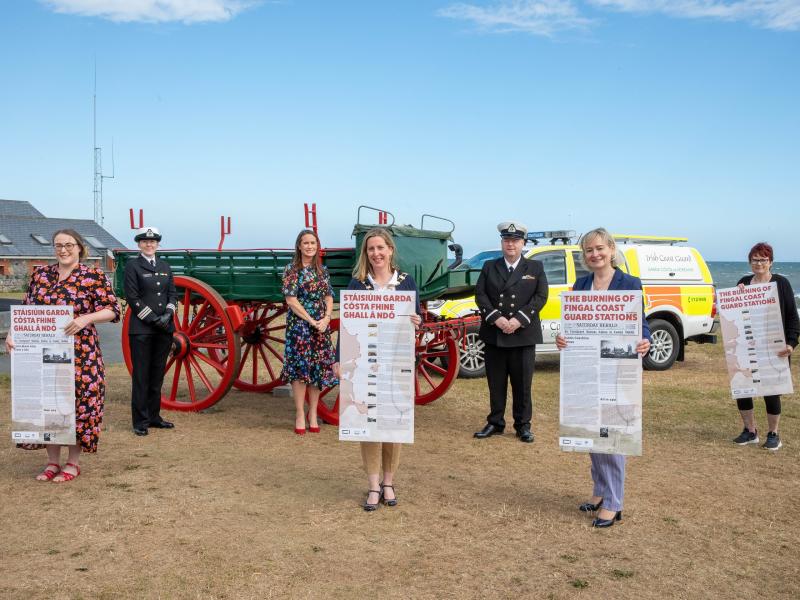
xmin=429 ymin=231 xmax=717 ymax=375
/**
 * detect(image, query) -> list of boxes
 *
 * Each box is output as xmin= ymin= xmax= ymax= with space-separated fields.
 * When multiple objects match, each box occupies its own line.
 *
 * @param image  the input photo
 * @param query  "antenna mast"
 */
xmin=93 ymin=62 xmax=114 ymax=225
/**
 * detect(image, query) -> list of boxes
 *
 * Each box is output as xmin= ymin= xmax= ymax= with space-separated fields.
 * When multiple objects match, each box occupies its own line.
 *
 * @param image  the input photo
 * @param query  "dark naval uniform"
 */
xmin=124 ymin=255 xmax=177 ymax=431
xmin=475 ymin=256 xmax=548 ymax=434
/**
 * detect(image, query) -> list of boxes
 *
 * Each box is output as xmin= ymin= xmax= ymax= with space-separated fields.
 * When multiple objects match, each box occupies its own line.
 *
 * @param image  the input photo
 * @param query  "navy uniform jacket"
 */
xmin=124 ymin=255 xmax=177 ymax=335
xmin=476 ymin=257 xmax=549 ymax=347
xmin=572 ymin=269 xmax=652 ymax=341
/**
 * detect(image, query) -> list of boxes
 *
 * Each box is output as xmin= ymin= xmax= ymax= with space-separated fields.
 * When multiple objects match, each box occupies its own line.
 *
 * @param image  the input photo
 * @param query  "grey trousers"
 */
xmin=590 ymin=453 xmax=626 ymax=512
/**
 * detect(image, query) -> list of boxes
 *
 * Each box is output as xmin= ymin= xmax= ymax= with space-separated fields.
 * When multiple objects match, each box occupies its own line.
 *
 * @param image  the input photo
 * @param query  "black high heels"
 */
xmin=363 ymin=489 xmax=381 ymax=512
xmin=578 ymin=499 xmax=602 ymax=512
xmin=380 ymin=483 xmax=398 ymax=507
xmin=592 ymin=511 xmax=622 ymax=528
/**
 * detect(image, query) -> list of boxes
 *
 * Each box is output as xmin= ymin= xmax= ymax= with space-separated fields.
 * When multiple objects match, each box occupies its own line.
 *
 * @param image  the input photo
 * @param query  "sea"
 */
xmin=708 ymin=262 xmax=800 ymax=301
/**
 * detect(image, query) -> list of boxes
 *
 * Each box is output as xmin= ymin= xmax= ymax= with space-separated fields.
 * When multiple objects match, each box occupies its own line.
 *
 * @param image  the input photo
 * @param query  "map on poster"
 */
xmin=718 ymin=282 xmax=793 ymax=399
xmin=10 ymin=305 xmax=76 ymax=446
xmin=338 ymin=290 xmax=416 ymax=444
xmin=559 ymin=291 xmax=643 ymax=456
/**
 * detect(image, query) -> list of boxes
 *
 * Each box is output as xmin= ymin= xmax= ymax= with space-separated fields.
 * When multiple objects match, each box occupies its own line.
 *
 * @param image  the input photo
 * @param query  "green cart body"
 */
xmin=113 ymin=211 xmax=482 ymax=422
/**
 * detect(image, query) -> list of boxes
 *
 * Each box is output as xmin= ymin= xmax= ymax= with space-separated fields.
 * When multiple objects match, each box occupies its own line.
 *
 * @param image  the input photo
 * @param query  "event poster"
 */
xmin=718 ymin=282 xmax=793 ymax=399
xmin=559 ymin=291 xmax=643 ymax=456
xmin=338 ymin=290 xmax=416 ymax=443
xmin=10 ymin=305 xmax=76 ymax=445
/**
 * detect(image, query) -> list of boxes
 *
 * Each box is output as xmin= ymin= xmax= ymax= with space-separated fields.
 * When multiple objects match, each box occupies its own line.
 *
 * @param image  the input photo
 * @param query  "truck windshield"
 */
xmin=456 ymin=250 xmax=503 ymax=270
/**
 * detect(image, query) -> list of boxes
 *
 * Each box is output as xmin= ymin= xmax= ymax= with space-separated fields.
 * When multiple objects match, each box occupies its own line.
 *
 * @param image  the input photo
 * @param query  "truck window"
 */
xmin=536 ymin=251 xmax=567 ymax=285
xmin=571 ymin=251 xmax=591 ymax=280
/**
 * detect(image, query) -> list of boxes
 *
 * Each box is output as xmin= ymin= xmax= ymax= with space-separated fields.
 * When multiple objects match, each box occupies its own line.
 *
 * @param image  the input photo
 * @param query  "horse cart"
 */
xmin=113 ymin=208 xmax=482 ymax=425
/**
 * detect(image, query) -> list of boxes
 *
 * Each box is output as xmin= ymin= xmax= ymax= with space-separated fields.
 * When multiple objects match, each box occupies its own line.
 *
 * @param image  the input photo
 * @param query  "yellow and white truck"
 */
xmin=430 ymin=232 xmax=717 ymax=375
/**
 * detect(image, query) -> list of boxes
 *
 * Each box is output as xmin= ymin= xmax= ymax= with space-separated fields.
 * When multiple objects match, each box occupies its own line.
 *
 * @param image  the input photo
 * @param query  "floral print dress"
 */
xmin=23 ymin=263 xmax=120 ymax=452
xmin=280 ymin=264 xmax=338 ymax=388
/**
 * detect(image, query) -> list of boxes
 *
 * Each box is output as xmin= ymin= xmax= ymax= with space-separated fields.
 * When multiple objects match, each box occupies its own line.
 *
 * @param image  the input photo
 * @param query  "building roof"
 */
xmin=0 ymin=200 xmax=128 ymax=258
xmin=0 ymin=199 xmax=45 ymax=218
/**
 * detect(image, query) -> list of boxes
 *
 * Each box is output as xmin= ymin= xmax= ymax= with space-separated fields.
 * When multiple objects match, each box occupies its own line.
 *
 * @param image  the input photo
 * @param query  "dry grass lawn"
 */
xmin=1 ymin=343 xmax=798 ymax=599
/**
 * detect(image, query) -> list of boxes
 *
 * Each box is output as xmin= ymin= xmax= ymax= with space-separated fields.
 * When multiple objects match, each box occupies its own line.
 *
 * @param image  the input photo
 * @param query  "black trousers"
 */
xmin=484 ymin=343 xmax=536 ymax=431
xmin=130 ymin=333 xmax=173 ymax=429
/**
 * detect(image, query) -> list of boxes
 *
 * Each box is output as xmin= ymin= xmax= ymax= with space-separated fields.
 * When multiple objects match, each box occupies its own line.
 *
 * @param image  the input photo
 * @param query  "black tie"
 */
xmin=508 ymin=265 xmax=514 ymax=274
xmin=150 ymin=260 xmax=155 ymax=268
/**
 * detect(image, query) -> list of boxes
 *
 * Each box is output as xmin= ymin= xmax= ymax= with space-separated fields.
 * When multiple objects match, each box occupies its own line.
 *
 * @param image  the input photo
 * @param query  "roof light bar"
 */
xmin=614 ymin=234 xmax=688 ymax=245
xmin=526 ymin=230 xmax=576 ymax=245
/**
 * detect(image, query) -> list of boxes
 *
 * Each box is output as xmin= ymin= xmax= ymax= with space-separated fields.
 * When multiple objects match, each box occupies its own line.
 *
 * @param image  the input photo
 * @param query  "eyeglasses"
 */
xmin=53 ymin=243 xmax=77 ymax=251
xmin=750 ymin=258 xmax=770 ymax=264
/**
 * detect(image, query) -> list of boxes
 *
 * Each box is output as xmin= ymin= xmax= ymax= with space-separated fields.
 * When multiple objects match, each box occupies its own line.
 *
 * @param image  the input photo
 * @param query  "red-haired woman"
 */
xmin=280 ymin=229 xmax=338 ymax=434
xmin=4 ymin=229 xmax=120 ymax=482
xmin=732 ymin=242 xmax=799 ymax=451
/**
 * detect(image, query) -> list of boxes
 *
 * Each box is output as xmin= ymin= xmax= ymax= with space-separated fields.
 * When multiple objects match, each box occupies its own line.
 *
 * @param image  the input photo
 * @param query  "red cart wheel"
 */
xmin=217 ymin=301 xmax=287 ymax=392
xmin=121 ymin=276 xmax=241 ymax=411
xmin=414 ymin=332 xmax=460 ymax=405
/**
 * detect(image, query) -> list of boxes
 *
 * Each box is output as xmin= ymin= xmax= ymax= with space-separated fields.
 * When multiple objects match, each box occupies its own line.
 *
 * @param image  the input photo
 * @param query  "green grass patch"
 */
xmin=612 ymin=569 xmax=634 ymax=579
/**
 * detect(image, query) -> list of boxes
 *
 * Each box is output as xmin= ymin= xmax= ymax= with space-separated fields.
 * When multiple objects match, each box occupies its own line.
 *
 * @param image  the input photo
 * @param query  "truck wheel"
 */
xmin=457 ymin=325 xmax=486 ymax=378
xmin=644 ymin=318 xmax=680 ymax=371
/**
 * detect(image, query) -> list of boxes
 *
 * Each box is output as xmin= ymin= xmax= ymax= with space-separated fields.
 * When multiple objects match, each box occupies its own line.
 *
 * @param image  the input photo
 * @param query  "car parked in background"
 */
xmin=429 ymin=231 xmax=717 ymax=377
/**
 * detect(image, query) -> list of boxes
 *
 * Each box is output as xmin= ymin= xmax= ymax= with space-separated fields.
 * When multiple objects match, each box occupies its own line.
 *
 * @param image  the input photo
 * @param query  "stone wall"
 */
xmin=0 ymin=258 xmax=111 ymax=292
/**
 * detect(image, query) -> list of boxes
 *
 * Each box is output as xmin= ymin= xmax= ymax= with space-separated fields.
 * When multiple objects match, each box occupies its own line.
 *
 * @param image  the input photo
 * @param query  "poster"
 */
xmin=559 ymin=291 xmax=643 ymax=456
xmin=718 ymin=282 xmax=793 ymax=398
xmin=338 ymin=290 xmax=416 ymax=443
xmin=10 ymin=305 xmax=76 ymax=445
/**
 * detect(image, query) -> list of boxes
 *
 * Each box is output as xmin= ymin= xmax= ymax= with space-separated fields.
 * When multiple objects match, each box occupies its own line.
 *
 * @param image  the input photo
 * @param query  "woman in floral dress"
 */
xmin=5 ymin=229 xmax=120 ymax=482
xmin=280 ymin=229 xmax=337 ymax=434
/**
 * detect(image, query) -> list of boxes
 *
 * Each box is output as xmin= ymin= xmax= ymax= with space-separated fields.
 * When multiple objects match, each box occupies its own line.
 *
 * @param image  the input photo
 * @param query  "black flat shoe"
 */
xmin=149 ymin=420 xmax=175 ymax=429
xmin=380 ymin=483 xmax=398 ymax=507
xmin=363 ymin=489 xmax=381 ymax=512
xmin=474 ymin=424 xmax=504 ymax=439
xmin=516 ymin=428 xmax=534 ymax=443
xmin=592 ymin=511 xmax=622 ymax=528
xmin=579 ymin=500 xmax=602 ymax=513
xmin=133 ymin=427 xmax=148 ymax=436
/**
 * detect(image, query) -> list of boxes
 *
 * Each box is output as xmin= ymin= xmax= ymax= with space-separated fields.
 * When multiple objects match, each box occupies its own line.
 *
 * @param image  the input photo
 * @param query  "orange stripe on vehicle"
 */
xmin=644 ymin=286 xmax=682 ymax=311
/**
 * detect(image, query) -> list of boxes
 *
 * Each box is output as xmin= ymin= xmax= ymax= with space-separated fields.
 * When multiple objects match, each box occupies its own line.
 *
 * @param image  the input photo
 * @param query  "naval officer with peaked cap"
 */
xmin=124 ymin=226 xmax=178 ymax=436
xmin=473 ymin=221 xmax=549 ymax=443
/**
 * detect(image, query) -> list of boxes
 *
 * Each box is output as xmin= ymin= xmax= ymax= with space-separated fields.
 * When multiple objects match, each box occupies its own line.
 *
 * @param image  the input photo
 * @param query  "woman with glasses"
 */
xmin=732 ymin=242 xmax=799 ymax=451
xmin=4 ymin=229 xmax=120 ymax=482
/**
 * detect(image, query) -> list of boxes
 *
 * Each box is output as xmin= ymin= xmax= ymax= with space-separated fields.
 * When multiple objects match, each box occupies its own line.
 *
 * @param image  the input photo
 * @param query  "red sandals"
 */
xmin=36 ymin=463 xmax=61 ymax=481
xmin=52 ymin=462 xmax=81 ymax=483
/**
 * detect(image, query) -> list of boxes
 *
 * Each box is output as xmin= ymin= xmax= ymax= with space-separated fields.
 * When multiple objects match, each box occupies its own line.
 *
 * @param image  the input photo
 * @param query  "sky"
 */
xmin=1 ymin=0 xmax=798 ymax=261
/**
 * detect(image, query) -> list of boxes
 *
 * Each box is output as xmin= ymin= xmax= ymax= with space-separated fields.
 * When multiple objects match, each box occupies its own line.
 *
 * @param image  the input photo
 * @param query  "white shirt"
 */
xmin=504 ymin=257 xmax=521 ymax=271
xmin=367 ymin=270 xmax=400 ymax=291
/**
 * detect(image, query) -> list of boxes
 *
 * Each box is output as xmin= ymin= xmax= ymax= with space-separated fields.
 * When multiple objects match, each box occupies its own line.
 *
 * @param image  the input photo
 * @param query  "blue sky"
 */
xmin=1 ymin=1 xmax=798 ymax=260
